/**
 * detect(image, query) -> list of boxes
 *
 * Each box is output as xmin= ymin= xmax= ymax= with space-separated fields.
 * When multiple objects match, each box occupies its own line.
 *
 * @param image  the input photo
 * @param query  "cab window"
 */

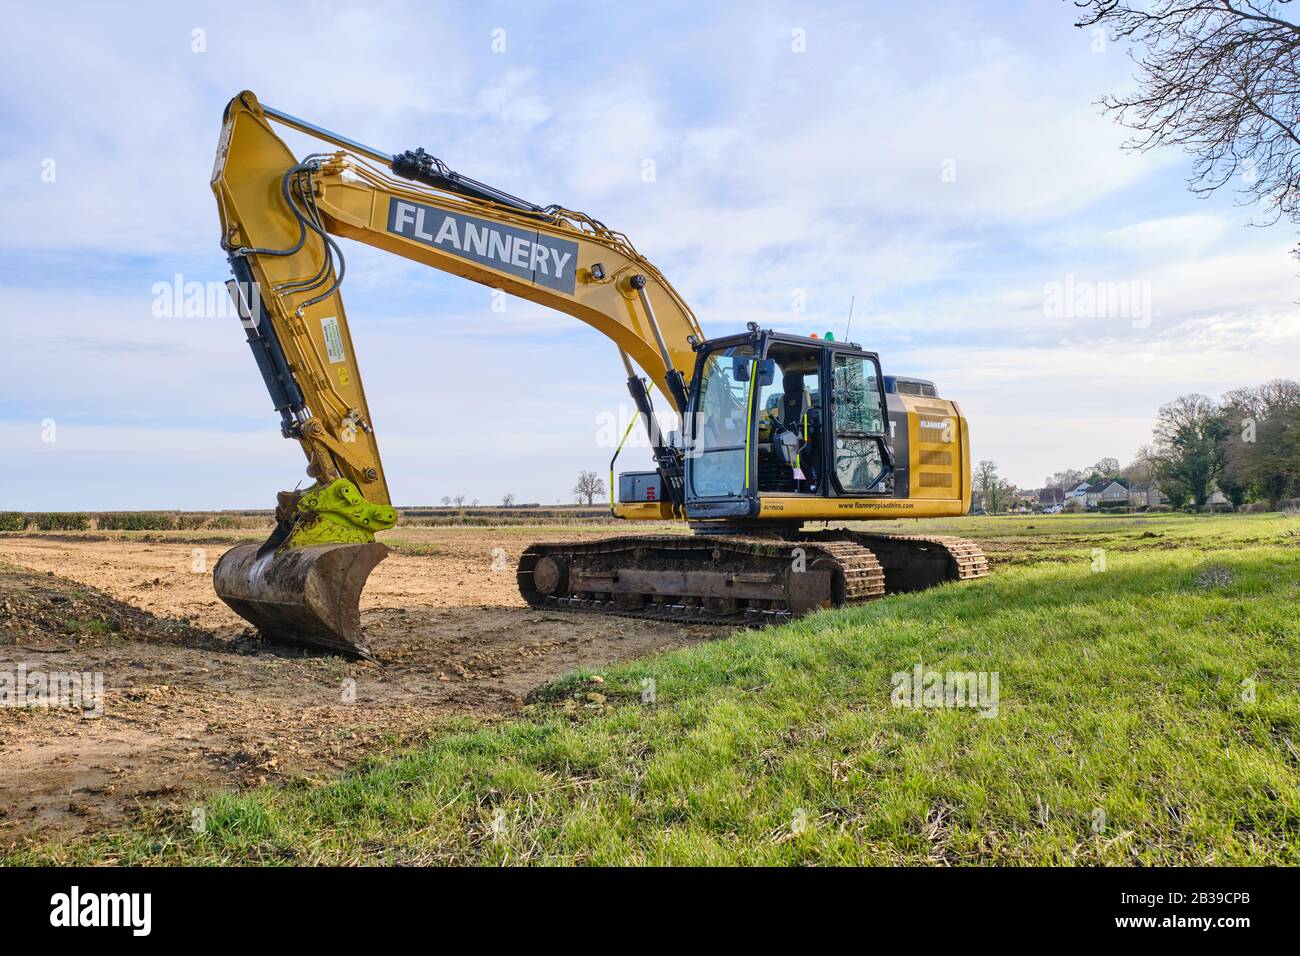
xmin=688 ymin=345 xmax=755 ymax=498
xmin=831 ymin=353 xmax=887 ymax=493
xmin=832 ymin=354 xmax=884 ymax=434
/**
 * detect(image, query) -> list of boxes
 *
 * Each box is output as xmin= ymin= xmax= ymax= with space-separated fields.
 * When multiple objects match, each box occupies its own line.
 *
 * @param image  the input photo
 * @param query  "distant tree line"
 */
xmin=973 ymin=379 xmax=1300 ymax=516
xmin=1038 ymin=380 xmax=1300 ymax=513
xmin=1141 ymin=380 xmax=1300 ymax=510
xmin=429 ymin=471 xmax=607 ymax=509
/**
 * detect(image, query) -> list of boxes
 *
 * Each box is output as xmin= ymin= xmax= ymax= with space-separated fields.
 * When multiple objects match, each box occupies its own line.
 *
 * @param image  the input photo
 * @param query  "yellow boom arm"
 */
xmin=211 ymin=90 xmax=702 ymax=508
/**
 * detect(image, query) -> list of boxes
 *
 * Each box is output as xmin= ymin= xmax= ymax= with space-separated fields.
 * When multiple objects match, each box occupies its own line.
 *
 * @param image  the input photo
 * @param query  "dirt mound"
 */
xmin=0 ymin=569 xmax=211 ymax=648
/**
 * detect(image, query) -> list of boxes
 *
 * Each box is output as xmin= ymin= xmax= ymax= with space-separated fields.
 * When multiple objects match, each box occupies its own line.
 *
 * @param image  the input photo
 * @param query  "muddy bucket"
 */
xmin=213 ymin=541 xmax=389 ymax=659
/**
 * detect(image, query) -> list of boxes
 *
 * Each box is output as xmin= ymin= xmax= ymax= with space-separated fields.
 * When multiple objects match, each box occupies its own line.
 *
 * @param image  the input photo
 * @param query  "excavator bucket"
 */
xmin=213 ymin=541 xmax=389 ymax=659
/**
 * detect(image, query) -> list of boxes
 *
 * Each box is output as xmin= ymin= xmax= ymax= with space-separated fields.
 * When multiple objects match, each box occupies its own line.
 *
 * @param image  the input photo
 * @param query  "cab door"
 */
xmin=683 ymin=338 xmax=768 ymax=519
xmin=826 ymin=349 xmax=892 ymax=495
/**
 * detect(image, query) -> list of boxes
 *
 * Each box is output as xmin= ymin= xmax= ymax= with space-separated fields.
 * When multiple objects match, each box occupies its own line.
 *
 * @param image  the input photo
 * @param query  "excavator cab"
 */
xmin=621 ymin=328 xmax=894 ymax=523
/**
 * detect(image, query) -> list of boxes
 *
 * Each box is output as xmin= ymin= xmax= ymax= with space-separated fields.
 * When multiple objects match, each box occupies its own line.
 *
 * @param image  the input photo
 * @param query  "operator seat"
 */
xmin=781 ymin=371 xmax=809 ymax=431
xmin=777 ymin=371 xmax=819 ymax=488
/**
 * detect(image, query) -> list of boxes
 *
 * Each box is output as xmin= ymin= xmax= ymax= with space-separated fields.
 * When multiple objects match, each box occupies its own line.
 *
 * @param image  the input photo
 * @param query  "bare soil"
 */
xmin=0 ymin=531 xmax=723 ymax=847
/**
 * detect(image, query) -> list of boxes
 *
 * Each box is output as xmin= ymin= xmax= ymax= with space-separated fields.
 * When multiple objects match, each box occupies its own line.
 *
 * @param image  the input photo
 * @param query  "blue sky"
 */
xmin=1 ymin=0 xmax=1298 ymax=509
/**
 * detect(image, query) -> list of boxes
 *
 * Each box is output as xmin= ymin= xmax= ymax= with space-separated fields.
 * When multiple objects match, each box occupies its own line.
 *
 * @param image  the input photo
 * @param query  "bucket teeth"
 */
xmin=213 ymin=541 xmax=389 ymax=659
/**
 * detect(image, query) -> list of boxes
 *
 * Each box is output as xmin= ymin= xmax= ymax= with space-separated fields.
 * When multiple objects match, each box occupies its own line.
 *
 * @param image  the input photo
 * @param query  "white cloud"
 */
xmin=474 ymin=69 xmax=554 ymax=131
xmin=1103 ymin=215 xmax=1229 ymax=258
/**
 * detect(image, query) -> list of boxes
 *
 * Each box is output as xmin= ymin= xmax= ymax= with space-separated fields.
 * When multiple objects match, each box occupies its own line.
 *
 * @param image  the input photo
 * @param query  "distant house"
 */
xmin=1037 ymin=487 xmax=1065 ymax=508
xmin=1129 ymin=485 xmax=1167 ymax=508
xmin=1011 ymin=489 xmax=1040 ymax=513
xmin=1086 ymin=480 xmax=1130 ymax=509
xmin=1063 ymin=481 xmax=1091 ymax=507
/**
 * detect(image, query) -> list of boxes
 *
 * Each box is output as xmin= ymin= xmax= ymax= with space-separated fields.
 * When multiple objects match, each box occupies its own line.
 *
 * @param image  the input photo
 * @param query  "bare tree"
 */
xmin=1045 ymin=467 xmax=1086 ymax=490
xmin=1119 ymin=455 xmax=1155 ymax=488
xmin=1089 ymin=457 xmax=1121 ymax=477
xmin=501 ymin=493 xmax=516 ymax=507
xmin=573 ymin=471 xmax=605 ymax=505
xmin=974 ymin=460 xmax=1014 ymax=513
xmin=452 ymin=494 xmax=467 ymax=508
xmin=440 ymin=496 xmax=451 ymax=506
xmin=1222 ymin=377 xmax=1300 ymax=418
xmin=1076 ymin=1 xmax=1300 ymax=227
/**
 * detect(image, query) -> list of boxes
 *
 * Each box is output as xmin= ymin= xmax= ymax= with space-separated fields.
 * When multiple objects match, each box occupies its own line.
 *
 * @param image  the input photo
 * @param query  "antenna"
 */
xmin=844 ymin=295 xmax=855 ymax=342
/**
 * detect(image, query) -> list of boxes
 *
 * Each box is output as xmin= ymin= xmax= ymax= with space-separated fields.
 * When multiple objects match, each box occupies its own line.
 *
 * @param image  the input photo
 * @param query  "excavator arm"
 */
xmin=213 ymin=91 xmax=700 ymax=500
xmin=210 ymin=91 xmax=701 ymax=655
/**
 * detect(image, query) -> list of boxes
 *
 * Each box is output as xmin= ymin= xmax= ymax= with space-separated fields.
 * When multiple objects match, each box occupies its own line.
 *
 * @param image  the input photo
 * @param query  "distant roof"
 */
xmin=1088 ymin=479 xmax=1129 ymax=493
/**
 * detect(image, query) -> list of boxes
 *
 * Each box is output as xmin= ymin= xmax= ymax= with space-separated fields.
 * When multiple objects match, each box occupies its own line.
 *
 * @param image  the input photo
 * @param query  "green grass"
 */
xmin=8 ymin=512 xmax=1300 ymax=865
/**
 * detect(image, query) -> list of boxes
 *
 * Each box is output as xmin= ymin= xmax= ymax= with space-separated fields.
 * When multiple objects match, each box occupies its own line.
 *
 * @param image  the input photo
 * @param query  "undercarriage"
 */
xmin=517 ymin=530 xmax=988 ymax=625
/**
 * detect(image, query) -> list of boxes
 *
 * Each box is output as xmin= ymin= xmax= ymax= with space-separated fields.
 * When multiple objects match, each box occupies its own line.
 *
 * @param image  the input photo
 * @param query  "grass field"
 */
xmin=8 ymin=512 xmax=1300 ymax=865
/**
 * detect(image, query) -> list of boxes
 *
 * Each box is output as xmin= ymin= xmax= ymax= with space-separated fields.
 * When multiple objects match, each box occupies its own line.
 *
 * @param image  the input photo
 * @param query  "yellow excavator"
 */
xmin=210 ymin=91 xmax=987 ymax=658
